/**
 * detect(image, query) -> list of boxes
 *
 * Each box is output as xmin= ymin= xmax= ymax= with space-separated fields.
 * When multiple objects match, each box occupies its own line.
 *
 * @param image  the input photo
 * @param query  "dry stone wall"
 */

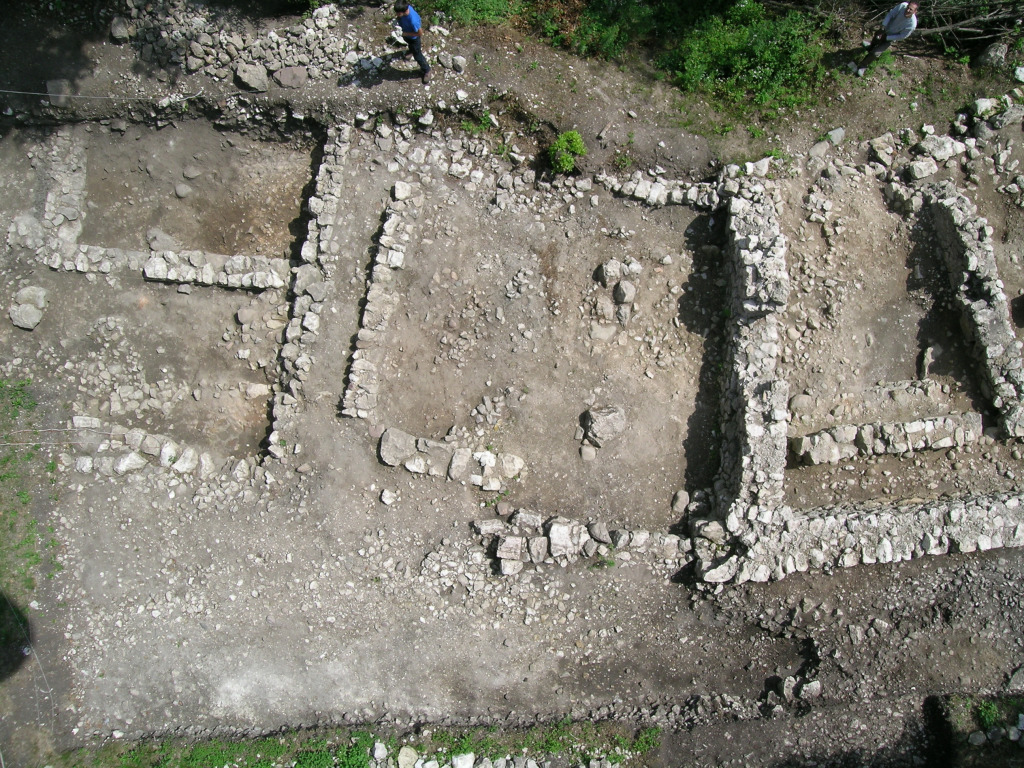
xmin=690 ymin=180 xmax=791 ymax=583
xmin=924 ymin=180 xmax=1024 ymax=437
xmin=692 ymin=169 xmax=1024 ymax=584
xmin=791 ymin=411 xmax=984 ymax=465
xmin=264 ymin=123 xmax=353 ymax=460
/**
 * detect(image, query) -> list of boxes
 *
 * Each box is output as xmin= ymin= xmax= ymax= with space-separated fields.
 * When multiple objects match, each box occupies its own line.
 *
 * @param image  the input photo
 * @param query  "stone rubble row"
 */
xmin=727 ymin=492 xmax=1024 ymax=584
xmin=143 ymin=250 xmax=288 ymax=290
xmin=340 ymin=195 xmax=417 ymax=420
xmin=790 ymin=411 xmax=984 ymax=466
xmin=3 ymin=126 xmax=285 ymax=293
xmin=379 ymin=426 xmax=525 ymax=494
xmin=474 ymin=508 xmax=691 ymax=576
xmin=263 ymin=123 xmax=354 ymax=460
xmin=60 ymin=415 xmax=220 ymax=479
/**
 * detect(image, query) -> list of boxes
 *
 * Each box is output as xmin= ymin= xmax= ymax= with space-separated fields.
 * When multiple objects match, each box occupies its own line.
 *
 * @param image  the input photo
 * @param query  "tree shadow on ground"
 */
xmin=907 ymin=218 xmax=994 ymax=420
xmin=673 ymin=211 xmax=728 ymax=530
xmin=0 ymin=591 xmax=30 ymax=682
xmin=0 ymin=16 xmax=101 ymax=115
xmin=766 ymin=698 xmax=950 ymax=767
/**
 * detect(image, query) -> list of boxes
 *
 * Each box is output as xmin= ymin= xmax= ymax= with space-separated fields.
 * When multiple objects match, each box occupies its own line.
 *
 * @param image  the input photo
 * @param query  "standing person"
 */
xmin=394 ymin=0 xmax=431 ymax=85
xmin=849 ymin=1 xmax=919 ymax=77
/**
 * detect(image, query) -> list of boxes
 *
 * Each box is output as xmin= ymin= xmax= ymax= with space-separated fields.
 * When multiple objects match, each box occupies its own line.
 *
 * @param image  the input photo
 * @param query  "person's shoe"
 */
xmin=422 ymin=71 xmax=431 ymax=84
xmin=856 ymin=68 xmax=867 ymax=78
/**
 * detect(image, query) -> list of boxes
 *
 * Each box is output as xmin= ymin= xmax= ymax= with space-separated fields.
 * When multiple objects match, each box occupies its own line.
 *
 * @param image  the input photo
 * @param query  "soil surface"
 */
xmin=1 ymin=4 xmax=1024 ymax=768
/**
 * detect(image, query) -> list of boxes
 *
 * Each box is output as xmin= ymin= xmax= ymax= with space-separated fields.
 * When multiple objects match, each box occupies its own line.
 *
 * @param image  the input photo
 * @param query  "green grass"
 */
xmin=425 ymin=0 xmax=833 ymax=120
xmin=54 ymin=724 xmax=661 ymax=768
xmin=0 ymin=379 xmax=57 ymax=598
xmin=460 ymin=109 xmax=493 ymax=136
xmin=947 ymin=694 xmax=1024 ymax=736
xmin=427 ymin=0 xmax=518 ymax=25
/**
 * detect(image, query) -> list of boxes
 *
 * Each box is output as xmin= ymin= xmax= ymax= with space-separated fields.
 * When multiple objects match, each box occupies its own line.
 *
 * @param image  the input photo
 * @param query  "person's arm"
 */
xmin=886 ymin=15 xmax=916 ymax=41
xmin=881 ymin=3 xmax=902 ymax=29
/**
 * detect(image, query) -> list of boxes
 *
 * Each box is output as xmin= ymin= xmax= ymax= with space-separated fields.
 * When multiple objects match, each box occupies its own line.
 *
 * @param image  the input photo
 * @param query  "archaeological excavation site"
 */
xmin=2 ymin=1 xmax=1024 ymax=766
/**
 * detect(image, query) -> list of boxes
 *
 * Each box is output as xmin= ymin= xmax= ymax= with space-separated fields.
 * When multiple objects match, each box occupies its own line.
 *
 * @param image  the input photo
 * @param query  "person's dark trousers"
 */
xmin=405 ymin=35 xmax=430 ymax=75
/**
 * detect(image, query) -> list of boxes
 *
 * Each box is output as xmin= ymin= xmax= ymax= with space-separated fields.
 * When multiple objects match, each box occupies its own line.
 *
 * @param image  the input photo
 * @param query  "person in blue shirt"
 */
xmin=849 ymin=1 xmax=919 ymax=77
xmin=394 ymin=0 xmax=431 ymax=84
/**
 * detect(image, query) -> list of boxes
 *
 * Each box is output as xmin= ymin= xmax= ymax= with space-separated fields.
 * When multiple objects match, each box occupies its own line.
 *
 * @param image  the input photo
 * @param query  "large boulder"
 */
xmin=273 ymin=66 xmax=309 ymax=89
xmin=15 ymin=286 xmax=48 ymax=308
xmin=977 ymin=42 xmax=1007 ymax=69
xmin=379 ymin=427 xmax=417 ymax=466
xmin=9 ymin=304 xmax=42 ymax=330
xmin=582 ymin=405 xmax=627 ymax=447
xmin=235 ymin=63 xmax=269 ymax=92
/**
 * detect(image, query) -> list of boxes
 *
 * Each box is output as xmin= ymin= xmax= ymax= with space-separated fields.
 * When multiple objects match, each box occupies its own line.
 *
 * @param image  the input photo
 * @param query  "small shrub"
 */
xmin=975 ymin=699 xmax=1001 ymax=730
xmin=548 ymin=130 xmax=586 ymax=173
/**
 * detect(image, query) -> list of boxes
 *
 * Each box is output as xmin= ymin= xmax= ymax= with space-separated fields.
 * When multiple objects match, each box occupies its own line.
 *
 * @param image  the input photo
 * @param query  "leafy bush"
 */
xmin=548 ymin=130 xmax=586 ymax=173
xmin=568 ymin=0 xmax=656 ymax=58
xmin=528 ymin=0 xmax=730 ymax=58
xmin=657 ymin=0 xmax=830 ymax=111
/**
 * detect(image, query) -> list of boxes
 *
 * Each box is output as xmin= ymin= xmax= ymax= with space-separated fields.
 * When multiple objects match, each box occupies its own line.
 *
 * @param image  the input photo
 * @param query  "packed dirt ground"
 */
xmin=2 ymin=2 xmax=1024 ymax=767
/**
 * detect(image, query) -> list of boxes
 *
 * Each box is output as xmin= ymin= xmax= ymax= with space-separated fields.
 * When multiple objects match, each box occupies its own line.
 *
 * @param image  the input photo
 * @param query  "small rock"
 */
xmin=613 ymin=280 xmax=636 ymax=304
xmin=977 ymin=42 xmax=1008 ymax=69
xmin=398 ymin=746 xmax=418 ymax=768
xmin=174 ymin=183 xmax=193 ymax=199
xmin=1008 ymin=664 xmax=1024 ymax=692
xmin=798 ymin=680 xmax=822 ymax=699
xmin=671 ymin=490 xmax=690 ymax=514
xmin=110 ymin=16 xmax=132 ymax=42
xmin=394 ymin=181 xmax=414 ymax=201
xmin=809 ymin=140 xmax=830 ymax=158
xmin=906 ymin=158 xmax=938 ymax=180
